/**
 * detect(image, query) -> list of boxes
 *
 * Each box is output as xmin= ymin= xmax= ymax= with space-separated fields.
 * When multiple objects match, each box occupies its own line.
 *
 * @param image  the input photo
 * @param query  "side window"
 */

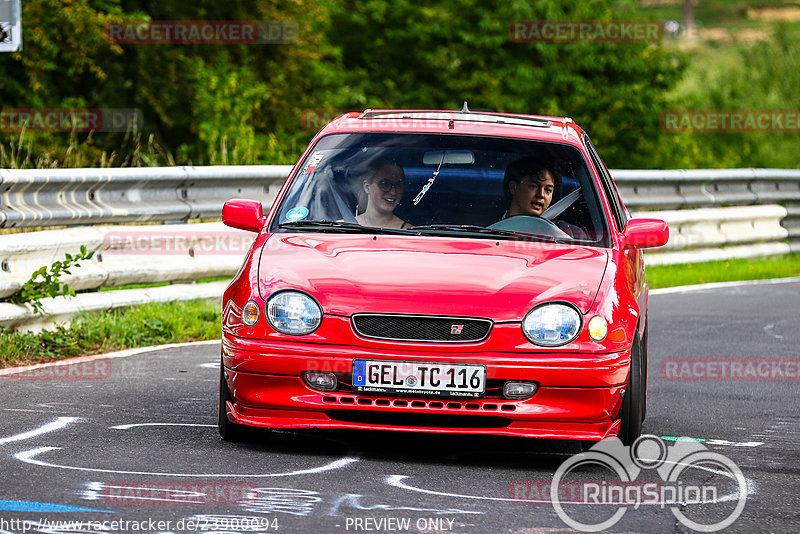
xmin=584 ymin=134 xmax=627 ymax=231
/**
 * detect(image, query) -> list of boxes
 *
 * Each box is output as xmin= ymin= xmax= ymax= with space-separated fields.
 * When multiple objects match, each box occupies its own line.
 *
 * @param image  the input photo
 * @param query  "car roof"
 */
xmin=316 ymin=107 xmax=586 ymax=145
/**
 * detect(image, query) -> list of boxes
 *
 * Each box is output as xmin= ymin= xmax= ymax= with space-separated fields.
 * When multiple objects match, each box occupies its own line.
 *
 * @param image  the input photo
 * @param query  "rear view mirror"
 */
xmin=222 ymin=199 xmax=265 ymax=232
xmin=423 ymin=150 xmax=475 ymax=165
xmin=623 ymin=218 xmax=669 ymax=249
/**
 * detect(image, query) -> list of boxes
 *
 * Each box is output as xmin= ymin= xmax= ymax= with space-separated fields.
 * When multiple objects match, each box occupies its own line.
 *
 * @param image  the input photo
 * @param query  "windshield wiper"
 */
xmin=413 ymin=224 xmax=560 ymax=243
xmin=279 ymin=220 xmax=412 ymax=235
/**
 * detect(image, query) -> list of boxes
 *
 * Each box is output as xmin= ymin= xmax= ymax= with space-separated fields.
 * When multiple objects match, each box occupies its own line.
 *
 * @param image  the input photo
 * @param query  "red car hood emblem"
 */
xmin=258 ymin=234 xmax=608 ymax=320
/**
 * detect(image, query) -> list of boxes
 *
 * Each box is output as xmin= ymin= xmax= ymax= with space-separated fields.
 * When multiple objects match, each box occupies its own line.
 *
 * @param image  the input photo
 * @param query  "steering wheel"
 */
xmin=488 ymin=214 xmax=571 ymax=239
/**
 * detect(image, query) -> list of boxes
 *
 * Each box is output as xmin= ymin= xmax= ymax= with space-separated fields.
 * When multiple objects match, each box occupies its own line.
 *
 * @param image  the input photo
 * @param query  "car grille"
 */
xmin=325 ymin=410 xmax=512 ymax=428
xmin=351 ymin=314 xmax=492 ymax=342
xmin=321 ymin=395 xmax=518 ymax=412
xmin=335 ymin=374 xmax=506 ymax=399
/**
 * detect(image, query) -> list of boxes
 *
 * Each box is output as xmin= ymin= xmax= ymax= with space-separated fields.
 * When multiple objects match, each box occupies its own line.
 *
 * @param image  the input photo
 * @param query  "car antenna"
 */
xmin=460 ymin=101 xmax=470 ymax=113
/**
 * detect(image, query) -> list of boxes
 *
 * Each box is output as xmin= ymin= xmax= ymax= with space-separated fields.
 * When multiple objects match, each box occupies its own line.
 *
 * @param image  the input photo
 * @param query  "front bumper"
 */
xmin=222 ymin=333 xmax=629 ymax=441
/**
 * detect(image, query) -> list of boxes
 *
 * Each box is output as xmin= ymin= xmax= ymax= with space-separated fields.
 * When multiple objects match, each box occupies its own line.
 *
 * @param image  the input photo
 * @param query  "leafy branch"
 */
xmin=8 ymin=245 xmax=95 ymax=315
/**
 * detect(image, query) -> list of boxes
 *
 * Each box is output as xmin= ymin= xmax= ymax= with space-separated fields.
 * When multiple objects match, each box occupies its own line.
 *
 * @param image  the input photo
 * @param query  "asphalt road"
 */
xmin=1 ymin=280 xmax=798 ymax=534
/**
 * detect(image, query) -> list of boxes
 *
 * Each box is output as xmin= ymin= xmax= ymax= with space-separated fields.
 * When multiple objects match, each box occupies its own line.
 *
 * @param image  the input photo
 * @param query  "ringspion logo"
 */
xmin=551 ymin=435 xmax=747 ymax=532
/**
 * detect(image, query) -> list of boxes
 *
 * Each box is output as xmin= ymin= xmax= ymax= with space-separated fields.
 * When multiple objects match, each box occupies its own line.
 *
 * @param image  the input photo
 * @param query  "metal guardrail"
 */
xmin=633 ymin=205 xmax=792 ymax=265
xmin=0 ymin=165 xmax=292 ymax=228
xmin=3 ymin=164 xmax=797 ymax=251
xmin=0 ymin=222 xmax=256 ymax=330
xmin=1 ymin=165 xmax=798 ymax=331
xmin=613 ymin=168 xmax=800 ymax=209
xmin=2 ymin=165 xmax=799 ymax=228
xmin=613 ymin=169 xmax=800 ymax=244
xmin=0 ymin=222 xmax=255 ymax=299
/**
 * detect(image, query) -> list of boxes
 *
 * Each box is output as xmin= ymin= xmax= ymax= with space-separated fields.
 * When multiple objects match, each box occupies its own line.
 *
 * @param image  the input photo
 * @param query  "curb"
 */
xmin=0 ymin=339 xmax=220 ymax=377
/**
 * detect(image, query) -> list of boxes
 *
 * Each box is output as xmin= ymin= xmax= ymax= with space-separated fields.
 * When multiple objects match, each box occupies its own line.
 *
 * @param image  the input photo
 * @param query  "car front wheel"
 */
xmin=618 ymin=326 xmax=644 ymax=446
xmin=218 ymin=360 xmax=248 ymax=442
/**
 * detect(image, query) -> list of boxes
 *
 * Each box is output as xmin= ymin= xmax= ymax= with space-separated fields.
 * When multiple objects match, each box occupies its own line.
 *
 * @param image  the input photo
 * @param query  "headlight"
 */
xmin=266 ymin=291 xmax=322 ymax=335
xmin=522 ymin=302 xmax=582 ymax=346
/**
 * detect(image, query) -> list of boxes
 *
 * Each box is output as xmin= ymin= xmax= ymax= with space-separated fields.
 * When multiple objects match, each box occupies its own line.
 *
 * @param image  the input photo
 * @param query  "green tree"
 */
xmin=665 ymin=24 xmax=800 ymax=169
xmin=323 ymin=0 xmax=686 ymax=168
xmin=0 ymin=0 xmax=337 ymax=166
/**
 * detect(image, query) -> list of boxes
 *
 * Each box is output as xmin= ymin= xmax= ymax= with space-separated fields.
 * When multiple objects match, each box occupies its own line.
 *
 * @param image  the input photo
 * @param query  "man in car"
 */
xmin=503 ymin=156 xmax=559 ymax=217
xmin=503 ymin=156 xmax=586 ymax=239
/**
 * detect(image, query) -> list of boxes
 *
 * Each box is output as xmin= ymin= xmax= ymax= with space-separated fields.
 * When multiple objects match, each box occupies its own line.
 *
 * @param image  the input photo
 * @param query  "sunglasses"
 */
xmin=376 ymin=180 xmax=404 ymax=193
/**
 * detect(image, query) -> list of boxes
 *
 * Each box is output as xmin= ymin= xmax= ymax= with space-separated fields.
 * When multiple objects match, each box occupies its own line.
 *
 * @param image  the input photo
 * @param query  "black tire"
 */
xmin=641 ymin=317 xmax=649 ymax=422
xmin=618 ymin=326 xmax=644 ymax=446
xmin=218 ymin=362 xmax=248 ymax=442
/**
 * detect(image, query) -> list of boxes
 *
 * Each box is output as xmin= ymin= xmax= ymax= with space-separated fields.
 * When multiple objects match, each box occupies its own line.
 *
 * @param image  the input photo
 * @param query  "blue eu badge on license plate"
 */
xmin=353 ymin=360 xmax=366 ymax=385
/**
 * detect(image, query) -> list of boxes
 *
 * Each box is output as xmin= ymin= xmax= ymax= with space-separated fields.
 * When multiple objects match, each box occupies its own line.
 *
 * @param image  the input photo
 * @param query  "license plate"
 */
xmin=352 ymin=359 xmax=486 ymax=398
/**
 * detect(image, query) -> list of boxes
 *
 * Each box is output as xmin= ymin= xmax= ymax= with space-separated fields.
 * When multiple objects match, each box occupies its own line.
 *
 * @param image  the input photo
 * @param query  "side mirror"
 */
xmin=222 ymin=199 xmax=265 ymax=232
xmin=623 ymin=218 xmax=669 ymax=250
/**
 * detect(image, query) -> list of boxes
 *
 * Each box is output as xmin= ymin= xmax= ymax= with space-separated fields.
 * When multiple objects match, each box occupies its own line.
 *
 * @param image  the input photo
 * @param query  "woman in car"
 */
xmin=355 ymin=158 xmax=411 ymax=229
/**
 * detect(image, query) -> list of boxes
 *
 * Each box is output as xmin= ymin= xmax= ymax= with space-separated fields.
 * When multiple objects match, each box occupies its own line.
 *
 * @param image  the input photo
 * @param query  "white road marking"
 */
xmin=82 ymin=482 xmax=210 ymax=504
xmin=386 ymin=475 xmax=556 ymax=504
xmin=763 ymin=323 xmax=784 ymax=339
xmin=650 ymin=276 xmax=800 ymax=296
xmin=3 ymin=409 xmax=64 ymax=414
xmin=16 ymin=447 xmax=359 ymax=478
xmin=327 ymin=493 xmax=483 ymax=515
xmin=386 ymin=459 xmax=757 ymax=505
xmin=110 ymin=423 xmax=216 ymax=430
xmin=661 ymin=436 xmax=765 ymax=447
xmin=704 ymin=439 xmax=765 ymax=447
xmin=0 ymin=417 xmax=80 ymax=445
xmin=658 ymin=458 xmax=758 ymax=502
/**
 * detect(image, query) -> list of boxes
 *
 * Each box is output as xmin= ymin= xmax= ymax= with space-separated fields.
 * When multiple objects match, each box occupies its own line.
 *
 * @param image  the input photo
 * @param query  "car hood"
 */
xmin=258 ymin=234 xmax=608 ymax=321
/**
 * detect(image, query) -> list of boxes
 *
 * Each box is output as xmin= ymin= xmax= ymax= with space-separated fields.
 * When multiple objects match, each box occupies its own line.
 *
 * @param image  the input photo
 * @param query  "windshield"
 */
xmin=270 ymin=133 xmax=609 ymax=247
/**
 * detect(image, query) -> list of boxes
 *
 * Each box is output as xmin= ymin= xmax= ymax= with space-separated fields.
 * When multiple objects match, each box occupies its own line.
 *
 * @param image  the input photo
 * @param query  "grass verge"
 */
xmin=0 ymin=299 xmax=220 ymax=369
xmin=647 ymin=253 xmax=800 ymax=289
xmin=2 ymin=254 xmax=800 ymax=369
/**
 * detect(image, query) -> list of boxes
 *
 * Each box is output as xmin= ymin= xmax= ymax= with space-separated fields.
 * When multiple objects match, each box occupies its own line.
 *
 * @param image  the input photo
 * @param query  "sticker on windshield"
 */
xmin=300 ymin=153 xmax=325 ymax=175
xmin=285 ymin=207 xmax=309 ymax=221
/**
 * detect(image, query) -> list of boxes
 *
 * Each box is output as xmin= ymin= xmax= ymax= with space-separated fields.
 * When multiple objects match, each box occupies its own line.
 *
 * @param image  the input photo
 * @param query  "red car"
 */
xmin=219 ymin=107 xmax=668 ymax=446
